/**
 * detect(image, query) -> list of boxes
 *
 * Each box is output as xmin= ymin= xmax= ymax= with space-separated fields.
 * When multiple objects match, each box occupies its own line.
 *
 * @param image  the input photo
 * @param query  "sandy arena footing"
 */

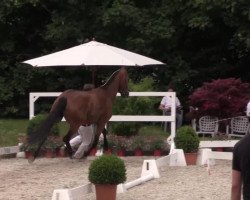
xmin=0 ymin=157 xmax=231 ymax=200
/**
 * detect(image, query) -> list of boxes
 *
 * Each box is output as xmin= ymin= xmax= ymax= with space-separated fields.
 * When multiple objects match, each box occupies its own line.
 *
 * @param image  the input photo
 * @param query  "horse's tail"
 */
xmin=28 ymin=97 xmax=67 ymax=144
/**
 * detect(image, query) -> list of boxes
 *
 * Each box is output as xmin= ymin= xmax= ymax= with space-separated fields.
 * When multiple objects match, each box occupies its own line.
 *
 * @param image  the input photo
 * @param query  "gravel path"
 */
xmin=0 ymin=156 xmax=232 ymax=200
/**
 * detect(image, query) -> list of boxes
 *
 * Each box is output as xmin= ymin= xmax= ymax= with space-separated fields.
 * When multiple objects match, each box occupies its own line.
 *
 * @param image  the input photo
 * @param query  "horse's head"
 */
xmin=118 ymin=67 xmax=129 ymax=97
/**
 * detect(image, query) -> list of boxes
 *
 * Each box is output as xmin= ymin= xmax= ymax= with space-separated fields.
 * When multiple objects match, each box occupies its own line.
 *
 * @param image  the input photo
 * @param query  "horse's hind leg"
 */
xmin=94 ymin=124 xmax=109 ymax=152
xmin=63 ymin=126 xmax=79 ymax=158
xmin=63 ymin=132 xmax=73 ymax=158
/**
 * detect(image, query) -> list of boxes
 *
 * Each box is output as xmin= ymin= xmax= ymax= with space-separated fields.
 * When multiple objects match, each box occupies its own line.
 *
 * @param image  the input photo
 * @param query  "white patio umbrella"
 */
xmin=23 ymin=40 xmax=165 ymax=82
xmin=24 ymin=40 xmax=165 ymax=66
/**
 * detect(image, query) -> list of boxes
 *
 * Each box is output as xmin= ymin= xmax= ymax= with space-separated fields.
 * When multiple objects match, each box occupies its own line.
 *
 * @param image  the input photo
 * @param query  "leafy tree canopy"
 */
xmin=0 ymin=0 xmax=249 ymax=117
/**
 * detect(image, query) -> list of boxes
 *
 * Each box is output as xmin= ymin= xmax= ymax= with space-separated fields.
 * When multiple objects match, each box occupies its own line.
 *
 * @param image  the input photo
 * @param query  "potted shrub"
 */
xmin=174 ymin=125 xmax=200 ymax=165
xmin=151 ymin=139 xmax=164 ymax=156
xmin=27 ymin=114 xmax=60 ymax=137
xmin=89 ymin=147 xmax=97 ymax=156
xmin=43 ymin=137 xmax=59 ymax=158
xmin=20 ymin=143 xmax=38 ymax=159
xmin=88 ymin=155 xmax=127 ymax=200
xmin=43 ymin=143 xmax=54 ymax=158
xmin=26 ymin=114 xmax=60 ymax=157
xmin=131 ymin=137 xmax=145 ymax=156
xmin=105 ymin=138 xmax=116 ymax=155
xmin=112 ymin=136 xmax=127 ymax=157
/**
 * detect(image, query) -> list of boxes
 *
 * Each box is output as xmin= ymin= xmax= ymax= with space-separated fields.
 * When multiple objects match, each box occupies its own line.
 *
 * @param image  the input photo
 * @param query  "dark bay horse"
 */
xmin=28 ymin=67 xmax=129 ymax=162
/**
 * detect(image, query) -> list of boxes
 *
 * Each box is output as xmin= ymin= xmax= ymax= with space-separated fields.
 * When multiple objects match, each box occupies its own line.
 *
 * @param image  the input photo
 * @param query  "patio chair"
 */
xmin=227 ymin=116 xmax=250 ymax=138
xmin=194 ymin=116 xmax=219 ymax=137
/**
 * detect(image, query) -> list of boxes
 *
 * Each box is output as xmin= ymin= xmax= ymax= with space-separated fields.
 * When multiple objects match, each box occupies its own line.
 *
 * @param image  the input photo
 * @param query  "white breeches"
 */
xmin=69 ymin=125 xmax=95 ymax=159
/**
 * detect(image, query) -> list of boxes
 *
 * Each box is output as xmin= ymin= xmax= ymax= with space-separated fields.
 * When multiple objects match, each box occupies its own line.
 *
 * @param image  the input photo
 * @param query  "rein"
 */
xmin=196 ymin=115 xmax=249 ymax=124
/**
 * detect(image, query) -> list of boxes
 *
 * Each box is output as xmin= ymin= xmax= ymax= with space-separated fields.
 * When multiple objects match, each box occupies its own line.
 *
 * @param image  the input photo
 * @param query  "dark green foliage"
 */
xmin=20 ymin=143 xmax=38 ymax=152
xmin=131 ymin=136 xmax=145 ymax=151
xmin=26 ymin=114 xmax=60 ymax=137
xmin=150 ymin=139 xmax=164 ymax=150
xmin=109 ymin=122 xmax=140 ymax=136
xmin=110 ymin=77 xmax=159 ymax=136
xmin=174 ymin=126 xmax=200 ymax=153
xmin=43 ymin=136 xmax=63 ymax=149
xmin=88 ymin=155 xmax=127 ymax=185
xmin=0 ymin=0 xmax=249 ymax=118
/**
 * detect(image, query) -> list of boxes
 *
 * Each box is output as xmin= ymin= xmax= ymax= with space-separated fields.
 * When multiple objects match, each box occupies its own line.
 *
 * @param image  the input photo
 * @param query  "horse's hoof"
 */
xmin=28 ymin=156 xmax=35 ymax=163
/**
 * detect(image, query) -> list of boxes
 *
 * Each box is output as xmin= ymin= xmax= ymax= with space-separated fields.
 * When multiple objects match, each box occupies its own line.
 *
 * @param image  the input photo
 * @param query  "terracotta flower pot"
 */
xmin=134 ymin=149 xmax=143 ymax=156
xmin=95 ymin=184 xmax=117 ymax=200
xmin=44 ymin=149 xmax=56 ymax=158
xmin=57 ymin=147 xmax=66 ymax=157
xmin=25 ymin=151 xmax=33 ymax=159
xmin=89 ymin=148 xmax=97 ymax=156
xmin=184 ymin=152 xmax=198 ymax=165
xmin=116 ymin=150 xmax=125 ymax=157
xmin=104 ymin=148 xmax=112 ymax=155
xmin=153 ymin=149 xmax=162 ymax=156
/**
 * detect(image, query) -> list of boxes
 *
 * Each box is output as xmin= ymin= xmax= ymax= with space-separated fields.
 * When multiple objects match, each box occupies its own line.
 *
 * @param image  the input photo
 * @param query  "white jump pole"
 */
xmin=51 ymin=183 xmax=93 ymax=200
xmin=125 ymin=174 xmax=154 ymax=189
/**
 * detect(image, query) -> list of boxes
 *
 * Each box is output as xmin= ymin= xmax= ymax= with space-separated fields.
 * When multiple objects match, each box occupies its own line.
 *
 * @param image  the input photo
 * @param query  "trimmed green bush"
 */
xmin=26 ymin=114 xmax=60 ymax=137
xmin=110 ymin=122 xmax=140 ymax=136
xmin=88 ymin=155 xmax=127 ymax=185
xmin=131 ymin=136 xmax=145 ymax=151
xmin=174 ymin=126 xmax=200 ymax=153
xmin=150 ymin=139 xmax=164 ymax=150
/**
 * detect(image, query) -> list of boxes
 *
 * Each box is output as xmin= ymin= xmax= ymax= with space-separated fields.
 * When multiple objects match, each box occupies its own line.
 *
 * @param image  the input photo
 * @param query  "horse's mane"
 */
xmin=100 ymin=69 xmax=120 ymax=89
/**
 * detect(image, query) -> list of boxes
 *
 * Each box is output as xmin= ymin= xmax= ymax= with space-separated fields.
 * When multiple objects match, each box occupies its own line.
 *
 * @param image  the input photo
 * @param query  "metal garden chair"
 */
xmin=192 ymin=116 xmax=219 ymax=137
xmin=227 ymin=116 xmax=250 ymax=138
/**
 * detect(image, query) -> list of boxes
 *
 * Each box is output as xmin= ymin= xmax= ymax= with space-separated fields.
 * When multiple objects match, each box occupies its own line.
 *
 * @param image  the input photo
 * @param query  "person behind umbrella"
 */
xmin=159 ymin=85 xmax=183 ymax=130
xmin=69 ymin=84 xmax=96 ymax=159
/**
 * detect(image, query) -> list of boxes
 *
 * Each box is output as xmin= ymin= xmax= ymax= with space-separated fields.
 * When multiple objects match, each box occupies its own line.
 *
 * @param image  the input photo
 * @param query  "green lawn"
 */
xmin=138 ymin=124 xmax=169 ymax=136
xmin=0 ymin=119 xmax=69 ymax=147
xmin=0 ymin=119 xmax=167 ymax=147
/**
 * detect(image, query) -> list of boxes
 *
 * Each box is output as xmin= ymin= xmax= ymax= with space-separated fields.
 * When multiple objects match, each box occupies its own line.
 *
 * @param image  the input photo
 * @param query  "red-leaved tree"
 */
xmin=189 ymin=78 xmax=250 ymax=119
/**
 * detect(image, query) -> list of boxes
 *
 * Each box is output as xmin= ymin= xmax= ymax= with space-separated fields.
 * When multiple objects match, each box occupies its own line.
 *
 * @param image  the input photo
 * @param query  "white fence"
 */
xmin=0 ymin=146 xmax=19 ymax=156
xmin=29 ymin=91 xmax=177 ymax=138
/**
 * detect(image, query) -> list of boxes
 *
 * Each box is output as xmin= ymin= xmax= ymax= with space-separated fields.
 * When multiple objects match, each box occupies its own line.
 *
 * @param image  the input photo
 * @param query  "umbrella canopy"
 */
xmin=23 ymin=41 xmax=165 ymax=67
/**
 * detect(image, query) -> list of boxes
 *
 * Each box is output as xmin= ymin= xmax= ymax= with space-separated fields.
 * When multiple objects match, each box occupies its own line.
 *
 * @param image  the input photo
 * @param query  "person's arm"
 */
xmin=231 ymin=169 xmax=242 ymax=200
xmin=159 ymin=97 xmax=166 ymax=110
xmin=159 ymin=97 xmax=171 ymax=111
xmin=159 ymin=104 xmax=165 ymax=110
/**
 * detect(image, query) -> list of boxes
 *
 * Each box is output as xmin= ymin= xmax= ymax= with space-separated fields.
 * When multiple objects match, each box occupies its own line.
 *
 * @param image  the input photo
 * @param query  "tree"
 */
xmin=188 ymin=78 xmax=250 ymax=119
xmin=0 ymin=0 xmax=249 ymax=117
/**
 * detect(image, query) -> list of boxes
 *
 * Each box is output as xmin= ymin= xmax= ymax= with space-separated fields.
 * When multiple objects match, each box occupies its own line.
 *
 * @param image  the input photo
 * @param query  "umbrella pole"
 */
xmin=92 ymin=69 xmax=96 ymax=85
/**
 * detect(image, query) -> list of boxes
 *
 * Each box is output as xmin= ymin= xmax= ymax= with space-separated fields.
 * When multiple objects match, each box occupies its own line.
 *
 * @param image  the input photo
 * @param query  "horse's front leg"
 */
xmin=102 ymin=128 xmax=108 ymax=151
xmin=92 ymin=123 xmax=108 ymax=151
xmin=91 ymin=127 xmax=108 ymax=151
